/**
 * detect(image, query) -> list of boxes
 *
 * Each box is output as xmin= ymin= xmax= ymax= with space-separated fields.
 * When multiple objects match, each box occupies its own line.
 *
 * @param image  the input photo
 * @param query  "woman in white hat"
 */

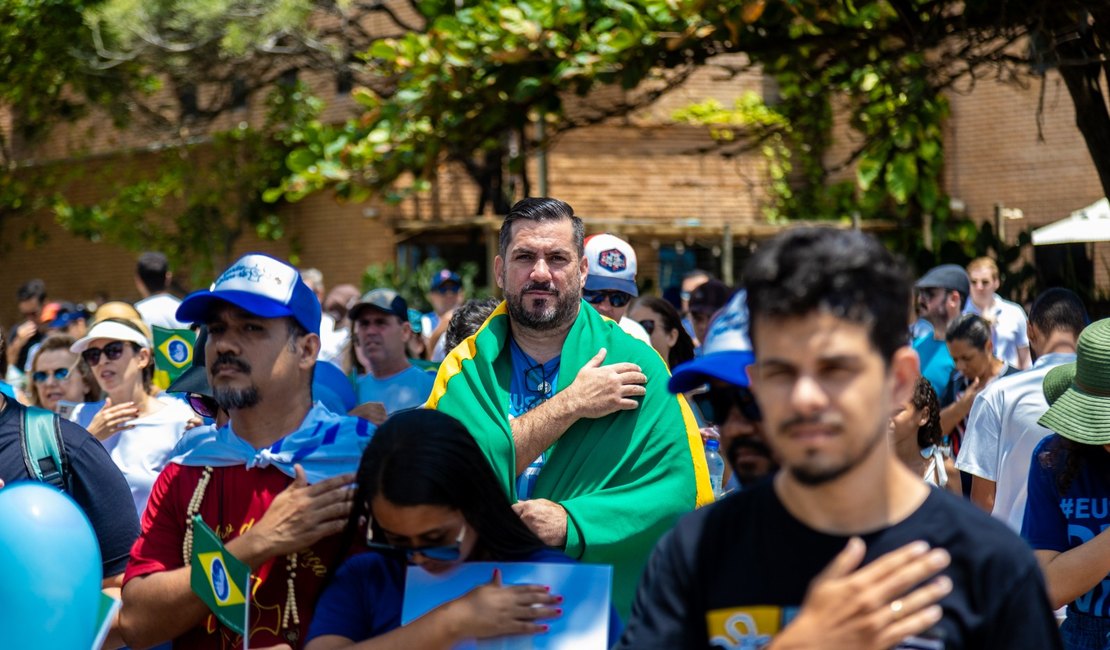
xmin=70 ymin=318 xmax=194 ymax=516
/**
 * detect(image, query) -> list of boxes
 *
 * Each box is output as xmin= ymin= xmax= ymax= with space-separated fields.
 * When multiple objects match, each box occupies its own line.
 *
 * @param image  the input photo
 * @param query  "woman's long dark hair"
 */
xmin=910 ymin=376 xmax=942 ymax=449
xmin=632 ymin=296 xmax=695 ymax=369
xmin=1037 ymin=434 xmax=1105 ymax=496
xmin=341 ymin=409 xmax=549 ymax=563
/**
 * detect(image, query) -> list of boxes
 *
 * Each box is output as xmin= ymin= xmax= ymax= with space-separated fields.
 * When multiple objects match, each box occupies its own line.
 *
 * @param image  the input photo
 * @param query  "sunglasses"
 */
xmin=638 ymin=319 xmax=657 ymax=336
xmin=81 ymin=341 xmax=132 ymax=366
xmin=187 ymin=393 xmax=219 ymax=419
xmin=32 ymin=365 xmax=77 ymax=384
xmin=433 ymin=285 xmax=461 ymax=295
xmin=366 ymin=523 xmax=467 ymax=562
xmin=695 ymin=385 xmax=762 ymax=426
xmin=584 ymin=290 xmax=632 ymax=308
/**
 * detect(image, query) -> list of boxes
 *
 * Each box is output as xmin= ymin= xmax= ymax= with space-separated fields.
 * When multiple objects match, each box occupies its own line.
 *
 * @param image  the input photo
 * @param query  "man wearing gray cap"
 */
xmin=912 ymin=264 xmax=970 ymax=398
xmin=350 ymin=288 xmax=435 ymax=424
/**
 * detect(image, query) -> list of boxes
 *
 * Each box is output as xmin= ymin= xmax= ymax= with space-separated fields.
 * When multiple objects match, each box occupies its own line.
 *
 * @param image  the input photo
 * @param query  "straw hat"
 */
xmin=1041 ymin=363 xmax=1075 ymax=406
xmin=1039 ymin=319 xmax=1110 ymax=445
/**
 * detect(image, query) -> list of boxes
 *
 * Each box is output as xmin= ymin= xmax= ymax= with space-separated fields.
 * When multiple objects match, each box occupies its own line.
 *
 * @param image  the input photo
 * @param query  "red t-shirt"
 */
xmin=125 ymin=463 xmax=343 ymax=649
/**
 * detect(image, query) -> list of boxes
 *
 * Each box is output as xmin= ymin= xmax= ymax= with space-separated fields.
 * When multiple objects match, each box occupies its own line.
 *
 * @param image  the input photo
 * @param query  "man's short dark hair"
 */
xmin=745 ymin=227 xmax=911 ymax=363
xmin=498 ymin=197 xmax=585 ymax=259
xmin=136 ymin=252 xmax=170 ymax=293
xmin=17 ymin=279 xmax=46 ymax=303
xmin=1029 ymin=288 xmax=1088 ymax=337
xmin=444 ymin=298 xmax=501 ymax=352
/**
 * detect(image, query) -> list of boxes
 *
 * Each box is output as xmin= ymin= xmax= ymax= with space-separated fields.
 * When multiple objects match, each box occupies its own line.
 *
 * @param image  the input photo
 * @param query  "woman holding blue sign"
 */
xmin=306 ymin=409 xmax=621 ymax=649
xmin=69 ymin=318 xmax=194 ymax=516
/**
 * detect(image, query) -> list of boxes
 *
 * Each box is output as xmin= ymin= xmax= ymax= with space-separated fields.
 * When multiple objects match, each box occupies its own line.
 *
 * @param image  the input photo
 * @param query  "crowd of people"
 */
xmin=0 ymin=198 xmax=1103 ymax=649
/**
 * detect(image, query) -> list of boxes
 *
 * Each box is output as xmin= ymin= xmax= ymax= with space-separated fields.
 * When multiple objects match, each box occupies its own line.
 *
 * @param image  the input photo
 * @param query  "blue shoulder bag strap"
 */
xmin=20 ymin=403 xmax=69 ymax=491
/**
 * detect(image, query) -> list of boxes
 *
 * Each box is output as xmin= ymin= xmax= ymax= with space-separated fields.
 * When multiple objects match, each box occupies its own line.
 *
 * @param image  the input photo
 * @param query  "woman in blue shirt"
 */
xmin=306 ymin=409 xmax=619 ymax=649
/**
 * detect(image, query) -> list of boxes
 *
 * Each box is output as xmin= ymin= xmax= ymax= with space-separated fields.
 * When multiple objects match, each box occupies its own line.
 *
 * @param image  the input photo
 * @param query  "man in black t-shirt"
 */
xmin=0 ymin=395 xmax=139 ymax=583
xmin=618 ymin=229 xmax=1061 ymax=650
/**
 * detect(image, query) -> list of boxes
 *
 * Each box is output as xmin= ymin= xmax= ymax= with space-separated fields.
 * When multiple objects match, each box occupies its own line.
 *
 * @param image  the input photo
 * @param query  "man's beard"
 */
xmin=505 ymin=280 xmax=580 ymax=331
xmin=214 ymin=385 xmax=261 ymax=410
xmin=211 ymin=352 xmax=260 ymax=410
xmin=781 ymin=415 xmax=886 ymax=487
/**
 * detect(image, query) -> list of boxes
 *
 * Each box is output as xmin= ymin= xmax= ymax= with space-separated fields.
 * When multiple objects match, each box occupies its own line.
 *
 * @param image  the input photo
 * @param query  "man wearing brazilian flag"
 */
xmin=426 ymin=197 xmax=713 ymax=619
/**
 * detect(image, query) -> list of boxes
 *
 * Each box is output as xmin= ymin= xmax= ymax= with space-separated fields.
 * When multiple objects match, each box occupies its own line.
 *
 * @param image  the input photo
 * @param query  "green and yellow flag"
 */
xmin=426 ymin=301 xmax=712 ymax=619
xmin=189 ymin=515 xmax=250 ymax=646
xmin=152 ymin=326 xmax=196 ymax=389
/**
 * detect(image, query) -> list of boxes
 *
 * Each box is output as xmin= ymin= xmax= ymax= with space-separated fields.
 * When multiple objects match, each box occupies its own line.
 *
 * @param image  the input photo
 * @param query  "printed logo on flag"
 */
xmin=199 ymin=552 xmax=246 ymax=606
xmin=190 ymin=516 xmax=251 ymax=637
xmin=598 ymin=248 xmax=626 ymax=273
xmin=158 ymin=336 xmax=193 ymax=369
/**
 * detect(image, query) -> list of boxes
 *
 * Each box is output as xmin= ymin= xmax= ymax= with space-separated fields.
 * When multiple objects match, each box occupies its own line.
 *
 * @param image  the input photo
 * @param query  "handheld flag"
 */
xmin=92 ymin=592 xmax=121 ymax=650
xmin=153 ymin=326 xmax=196 ymax=389
xmin=189 ymin=515 xmax=251 ymax=645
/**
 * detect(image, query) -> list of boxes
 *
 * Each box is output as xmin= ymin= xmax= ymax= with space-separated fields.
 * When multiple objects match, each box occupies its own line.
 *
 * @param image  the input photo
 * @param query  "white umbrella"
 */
xmin=1032 ymin=198 xmax=1110 ymax=245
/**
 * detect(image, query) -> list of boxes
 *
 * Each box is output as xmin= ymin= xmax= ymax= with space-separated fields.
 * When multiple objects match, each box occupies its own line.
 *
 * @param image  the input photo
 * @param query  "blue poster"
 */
xmin=401 ymin=562 xmax=612 ymax=650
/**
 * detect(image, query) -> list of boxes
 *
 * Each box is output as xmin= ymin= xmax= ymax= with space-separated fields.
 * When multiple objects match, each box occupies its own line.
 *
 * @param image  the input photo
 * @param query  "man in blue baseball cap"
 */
xmin=669 ymin=289 xmax=776 ymax=492
xmin=423 ymin=268 xmax=465 ymax=361
xmin=120 ymin=253 xmax=373 ymax=649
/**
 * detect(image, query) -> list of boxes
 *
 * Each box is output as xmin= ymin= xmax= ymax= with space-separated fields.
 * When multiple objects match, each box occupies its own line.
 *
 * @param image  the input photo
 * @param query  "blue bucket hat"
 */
xmin=177 ymin=253 xmax=322 ymax=335
xmin=668 ymin=289 xmax=755 ymax=392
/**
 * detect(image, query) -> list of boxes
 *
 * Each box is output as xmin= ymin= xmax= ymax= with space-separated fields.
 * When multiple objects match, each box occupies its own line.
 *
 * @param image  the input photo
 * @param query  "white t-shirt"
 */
xmin=135 ymin=293 xmax=188 ymax=330
xmin=618 ymin=317 xmax=652 ymax=346
xmin=963 ymin=294 xmax=1029 ymax=368
xmin=72 ymin=397 xmax=194 ymax=517
xmin=318 ymin=314 xmax=350 ymax=364
xmin=356 ymin=365 xmax=436 ymax=415
xmin=957 ymin=352 xmax=1076 ymax=532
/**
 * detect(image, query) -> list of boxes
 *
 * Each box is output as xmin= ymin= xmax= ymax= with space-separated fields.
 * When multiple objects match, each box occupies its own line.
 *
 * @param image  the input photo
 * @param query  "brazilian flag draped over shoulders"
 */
xmin=426 ymin=300 xmax=713 ymax=617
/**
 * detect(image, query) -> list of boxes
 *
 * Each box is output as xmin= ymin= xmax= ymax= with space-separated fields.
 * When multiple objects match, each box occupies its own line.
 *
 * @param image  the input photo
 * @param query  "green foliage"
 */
xmin=51 ymin=82 xmax=322 ymax=283
xmin=361 ymin=257 xmax=482 ymax=313
xmin=273 ymin=0 xmax=710 ymax=205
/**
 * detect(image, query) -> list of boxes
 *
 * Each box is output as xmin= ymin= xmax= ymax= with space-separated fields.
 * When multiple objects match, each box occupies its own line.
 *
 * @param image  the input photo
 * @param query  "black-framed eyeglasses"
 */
xmin=638 ymin=319 xmax=657 ymax=336
xmin=584 ymin=290 xmax=632 ymax=308
xmin=81 ymin=341 xmax=131 ymax=366
xmin=32 ymin=364 xmax=77 ymax=384
xmin=523 ymin=363 xmax=554 ymax=411
xmin=695 ymin=385 xmax=762 ymax=426
xmin=366 ymin=523 xmax=467 ymax=562
xmin=187 ymin=393 xmax=219 ymax=419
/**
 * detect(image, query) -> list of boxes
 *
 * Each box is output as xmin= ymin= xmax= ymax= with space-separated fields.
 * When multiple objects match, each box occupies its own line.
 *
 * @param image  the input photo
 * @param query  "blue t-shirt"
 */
xmin=913 ymin=334 xmax=955 ymax=400
xmin=1023 ymin=434 xmax=1110 ymax=617
xmin=356 ymin=365 xmax=436 ymax=415
xmin=306 ymin=547 xmax=622 ymax=645
xmin=508 ymin=340 xmax=560 ymax=499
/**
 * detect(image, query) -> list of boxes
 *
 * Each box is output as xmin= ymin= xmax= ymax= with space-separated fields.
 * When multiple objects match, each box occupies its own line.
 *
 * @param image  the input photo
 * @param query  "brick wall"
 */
xmin=3 ymin=48 xmax=1107 ymax=322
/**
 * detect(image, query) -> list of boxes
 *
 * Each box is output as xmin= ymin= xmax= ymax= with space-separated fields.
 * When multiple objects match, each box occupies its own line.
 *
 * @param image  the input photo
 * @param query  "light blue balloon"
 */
xmin=0 ymin=482 xmax=102 ymax=650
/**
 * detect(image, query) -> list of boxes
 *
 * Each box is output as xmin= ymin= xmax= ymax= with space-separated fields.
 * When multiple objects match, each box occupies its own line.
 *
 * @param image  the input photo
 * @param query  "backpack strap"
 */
xmin=20 ymin=404 xmax=69 ymax=491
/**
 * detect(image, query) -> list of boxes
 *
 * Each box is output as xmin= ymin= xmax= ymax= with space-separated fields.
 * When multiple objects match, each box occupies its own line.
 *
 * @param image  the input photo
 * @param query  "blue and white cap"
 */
xmin=177 ymin=253 xmax=322 ymax=335
xmin=668 ymin=289 xmax=755 ymax=392
xmin=584 ymin=233 xmax=639 ymax=296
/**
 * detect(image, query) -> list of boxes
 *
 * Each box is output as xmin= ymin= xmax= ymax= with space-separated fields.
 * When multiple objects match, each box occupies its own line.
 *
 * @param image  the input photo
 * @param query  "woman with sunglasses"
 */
xmin=627 ymin=296 xmax=695 ymax=370
xmin=27 ymin=334 xmax=100 ymax=413
xmin=306 ymin=409 xmax=621 ymax=650
xmin=69 ymin=319 xmax=194 ymax=516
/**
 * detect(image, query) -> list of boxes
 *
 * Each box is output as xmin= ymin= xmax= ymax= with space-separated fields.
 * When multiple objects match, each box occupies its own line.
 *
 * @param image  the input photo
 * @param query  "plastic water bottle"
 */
xmin=705 ymin=439 xmax=725 ymax=499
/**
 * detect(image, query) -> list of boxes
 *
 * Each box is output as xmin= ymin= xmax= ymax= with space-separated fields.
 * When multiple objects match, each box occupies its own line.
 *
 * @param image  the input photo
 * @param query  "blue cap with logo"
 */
xmin=584 ymin=233 xmax=639 ymax=296
xmin=668 ymin=289 xmax=755 ymax=392
xmin=176 ymin=253 xmax=322 ymax=335
xmin=430 ymin=269 xmax=461 ymax=292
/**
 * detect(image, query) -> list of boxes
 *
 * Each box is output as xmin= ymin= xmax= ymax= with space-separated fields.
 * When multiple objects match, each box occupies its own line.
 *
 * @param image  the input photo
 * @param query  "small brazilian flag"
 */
xmin=190 ymin=516 xmax=251 ymax=646
xmin=153 ymin=326 xmax=196 ymax=389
